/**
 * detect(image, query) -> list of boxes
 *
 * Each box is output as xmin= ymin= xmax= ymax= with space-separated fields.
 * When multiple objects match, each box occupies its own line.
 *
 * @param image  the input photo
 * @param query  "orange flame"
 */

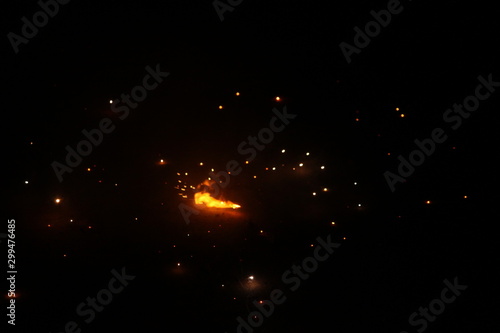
xmin=194 ymin=180 xmax=241 ymax=209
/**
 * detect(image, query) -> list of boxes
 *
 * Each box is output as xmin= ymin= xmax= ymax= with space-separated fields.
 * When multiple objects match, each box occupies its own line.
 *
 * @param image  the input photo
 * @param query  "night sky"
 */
xmin=3 ymin=0 xmax=500 ymax=332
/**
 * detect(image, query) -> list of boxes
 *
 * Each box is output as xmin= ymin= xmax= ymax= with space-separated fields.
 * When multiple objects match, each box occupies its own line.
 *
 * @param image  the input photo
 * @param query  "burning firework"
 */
xmin=194 ymin=180 xmax=241 ymax=209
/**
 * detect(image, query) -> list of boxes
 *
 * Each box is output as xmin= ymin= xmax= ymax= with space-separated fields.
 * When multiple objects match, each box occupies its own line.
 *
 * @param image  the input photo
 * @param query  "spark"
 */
xmin=281 ymin=149 xmax=286 ymax=153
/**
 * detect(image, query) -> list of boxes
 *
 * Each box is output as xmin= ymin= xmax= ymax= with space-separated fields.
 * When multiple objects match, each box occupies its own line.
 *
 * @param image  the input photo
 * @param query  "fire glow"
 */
xmin=194 ymin=180 xmax=241 ymax=209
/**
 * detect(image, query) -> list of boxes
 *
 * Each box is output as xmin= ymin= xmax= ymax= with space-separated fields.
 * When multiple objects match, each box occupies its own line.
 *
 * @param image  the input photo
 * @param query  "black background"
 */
xmin=2 ymin=0 xmax=499 ymax=332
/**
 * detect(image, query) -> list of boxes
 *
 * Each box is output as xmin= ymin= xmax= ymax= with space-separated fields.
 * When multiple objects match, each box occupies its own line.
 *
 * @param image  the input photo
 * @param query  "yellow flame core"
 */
xmin=195 ymin=192 xmax=241 ymax=209
xmin=194 ymin=180 xmax=241 ymax=209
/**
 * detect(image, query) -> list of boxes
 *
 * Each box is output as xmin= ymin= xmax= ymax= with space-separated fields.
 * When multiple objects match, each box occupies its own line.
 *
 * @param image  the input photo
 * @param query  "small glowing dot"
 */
xmin=236 ymin=92 xmax=240 ymax=96
xmin=260 ymin=230 xmax=263 ymax=233
xmin=63 ymin=254 xmax=67 ymax=257
xmin=281 ymin=149 xmax=286 ymax=153
xmin=245 ymin=161 xmax=249 ymax=164
xmin=249 ymin=276 xmax=254 ymax=280
xmin=87 ymin=168 xmax=91 ymax=171
xmin=109 ymin=100 xmax=113 ymax=104
xmin=272 ymin=167 xmax=276 ymax=170
xmin=464 ymin=195 xmax=468 ymax=199
xmin=253 ymin=175 xmax=257 ymax=179
xmin=200 ymin=162 xmax=204 ymax=166
xmin=275 ymin=96 xmax=281 ymax=101
xmin=323 ymin=188 xmax=328 ymax=192
xmin=24 ymin=180 xmax=29 ymax=184
xmin=48 ymin=224 xmax=51 ymax=227
xmin=320 ymin=166 xmax=325 ymax=169
xmin=343 ymin=237 xmax=347 ymax=240
xmin=55 ymin=198 xmax=61 ymax=204
xmin=354 ymin=182 xmax=357 ymax=185
xmin=70 ymin=219 xmax=73 ymax=222
xmin=30 ymin=141 xmax=33 ymax=145
xmin=185 ymin=172 xmax=188 ymax=175
xmin=426 ymin=200 xmax=431 ymax=204
xmin=355 ymin=118 xmax=360 ymax=122
xmin=358 ymin=204 xmax=362 ymax=207
xmin=400 ymin=114 xmax=405 ymax=118
xmin=88 ymin=226 xmax=92 ymax=229
xmin=306 ymin=152 xmax=310 ymax=156
xmin=265 ymin=167 xmax=269 ymax=171
xmin=331 ymin=222 xmax=335 ymax=225
xmin=395 ymin=107 xmax=400 ymax=111
xmin=177 ymin=263 xmax=181 ymax=267
xmin=292 ymin=167 xmax=296 ymax=171
xmin=219 ymin=105 xmax=223 ymax=110
xmin=312 ymin=192 xmax=317 ymax=196
xmin=160 ymin=159 xmax=164 ymax=163
xmin=299 ymin=163 xmax=304 ymax=167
